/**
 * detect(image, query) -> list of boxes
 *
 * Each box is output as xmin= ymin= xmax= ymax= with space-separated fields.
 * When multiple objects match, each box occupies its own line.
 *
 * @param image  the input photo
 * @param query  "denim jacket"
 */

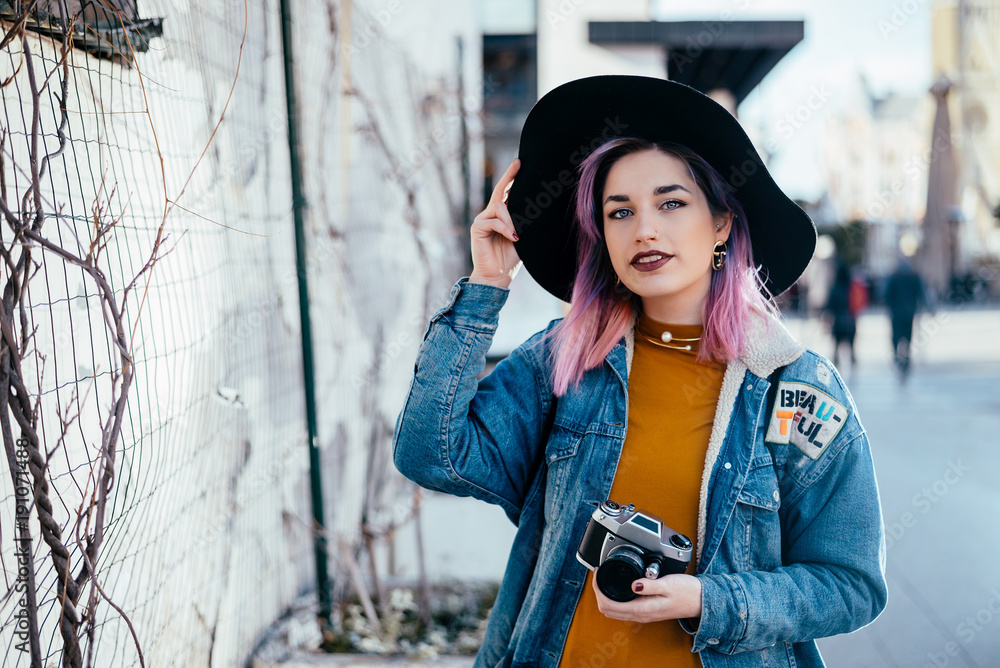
xmin=393 ymin=278 xmax=887 ymax=668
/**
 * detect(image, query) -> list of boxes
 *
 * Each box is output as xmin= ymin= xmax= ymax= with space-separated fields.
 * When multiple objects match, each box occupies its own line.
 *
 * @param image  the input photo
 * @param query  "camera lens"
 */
xmin=595 ymin=545 xmax=645 ymax=602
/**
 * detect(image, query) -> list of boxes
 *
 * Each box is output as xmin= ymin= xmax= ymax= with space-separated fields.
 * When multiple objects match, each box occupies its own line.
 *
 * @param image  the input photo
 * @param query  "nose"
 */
xmin=633 ymin=208 xmax=659 ymax=242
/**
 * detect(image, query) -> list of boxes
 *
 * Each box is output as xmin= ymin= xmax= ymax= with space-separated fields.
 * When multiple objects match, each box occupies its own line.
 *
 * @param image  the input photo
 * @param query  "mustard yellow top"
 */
xmin=558 ymin=312 xmax=727 ymax=667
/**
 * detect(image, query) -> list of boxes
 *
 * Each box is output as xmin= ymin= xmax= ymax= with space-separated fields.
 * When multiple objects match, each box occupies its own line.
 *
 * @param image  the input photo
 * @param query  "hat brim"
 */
xmin=505 ymin=75 xmax=816 ymax=302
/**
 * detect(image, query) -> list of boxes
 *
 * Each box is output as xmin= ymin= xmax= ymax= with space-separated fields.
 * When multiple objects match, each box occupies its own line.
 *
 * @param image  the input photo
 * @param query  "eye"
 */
xmin=607 ymin=200 xmax=685 ymax=219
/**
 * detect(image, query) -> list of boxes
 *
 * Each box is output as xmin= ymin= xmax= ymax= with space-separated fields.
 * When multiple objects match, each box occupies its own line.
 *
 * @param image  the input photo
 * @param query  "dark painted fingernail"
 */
xmin=634 ymin=582 xmax=644 ymax=592
xmin=513 ymin=233 xmax=519 ymax=241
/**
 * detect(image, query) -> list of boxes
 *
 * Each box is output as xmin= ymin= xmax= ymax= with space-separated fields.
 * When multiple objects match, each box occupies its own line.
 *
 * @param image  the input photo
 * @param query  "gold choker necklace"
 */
xmin=635 ymin=328 xmax=701 ymax=352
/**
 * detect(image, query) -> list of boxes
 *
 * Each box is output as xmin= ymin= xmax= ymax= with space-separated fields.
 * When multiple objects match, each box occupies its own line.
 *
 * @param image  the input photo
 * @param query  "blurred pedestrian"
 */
xmin=394 ymin=76 xmax=885 ymax=667
xmin=885 ymin=259 xmax=928 ymax=380
xmin=849 ymin=267 xmax=870 ymax=318
xmin=824 ymin=262 xmax=859 ymax=368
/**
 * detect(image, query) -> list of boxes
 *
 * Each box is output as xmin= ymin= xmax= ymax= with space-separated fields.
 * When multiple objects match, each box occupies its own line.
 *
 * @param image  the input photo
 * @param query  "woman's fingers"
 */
xmin=471 ymin=211 xmax=518 ymax=243
xmin=472 ymin=202 xmax=518 ymax=242
xmin=493 ymin=201 xmax=518 ymax=239
xmin=469 ymin=158 xmax=521 ymax=288
xmin=591 ymin=572 xmax=702 ymax=623
xmin=489 ymin=158 xmax=520 ymax=207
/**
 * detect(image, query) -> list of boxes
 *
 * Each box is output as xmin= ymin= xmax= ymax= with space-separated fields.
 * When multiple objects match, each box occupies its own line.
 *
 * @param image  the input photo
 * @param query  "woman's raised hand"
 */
xmin=469 ymin=158 xmax=521 ymax=289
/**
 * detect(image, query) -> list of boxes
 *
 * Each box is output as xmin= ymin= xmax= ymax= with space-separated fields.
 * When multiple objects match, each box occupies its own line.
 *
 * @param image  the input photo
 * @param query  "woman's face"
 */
xmin=601 ymin=149 xmax=732 ymax=324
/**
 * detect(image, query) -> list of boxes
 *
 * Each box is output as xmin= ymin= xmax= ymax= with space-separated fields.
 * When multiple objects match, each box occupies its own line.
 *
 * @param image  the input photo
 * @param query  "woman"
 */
xmin=824 ymin=261 xmax=858 ymax=368
xmin=393 ymin=76 xmax=886 ymax=667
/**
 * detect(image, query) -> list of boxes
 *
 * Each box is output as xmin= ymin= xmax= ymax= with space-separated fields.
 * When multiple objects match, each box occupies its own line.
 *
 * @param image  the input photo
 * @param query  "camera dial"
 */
xmin=599 ymin=500 xmax=622 ymax=516
xmin=670 ymin=534 xmax=693 ymax=550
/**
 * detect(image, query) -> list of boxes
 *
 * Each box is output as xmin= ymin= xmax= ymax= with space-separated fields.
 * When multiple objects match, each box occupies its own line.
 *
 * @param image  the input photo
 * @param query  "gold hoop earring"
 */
xmin=712 ymin=240 xmax=728 ymax=271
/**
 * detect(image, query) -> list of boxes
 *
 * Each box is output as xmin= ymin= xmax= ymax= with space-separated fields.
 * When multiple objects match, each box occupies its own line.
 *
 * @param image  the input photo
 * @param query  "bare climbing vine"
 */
xmin=0 ymin=4 xmax=165 ymax=666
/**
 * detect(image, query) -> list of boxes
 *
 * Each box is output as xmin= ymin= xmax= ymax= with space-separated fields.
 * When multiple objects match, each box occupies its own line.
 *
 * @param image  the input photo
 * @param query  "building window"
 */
xmin=483 ymin=34 xmax=537 ymax=115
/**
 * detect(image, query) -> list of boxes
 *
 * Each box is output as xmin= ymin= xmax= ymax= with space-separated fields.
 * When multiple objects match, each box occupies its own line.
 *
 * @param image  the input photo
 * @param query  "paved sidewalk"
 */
xmin=804 ymin=308 xmax=1000 ymax=668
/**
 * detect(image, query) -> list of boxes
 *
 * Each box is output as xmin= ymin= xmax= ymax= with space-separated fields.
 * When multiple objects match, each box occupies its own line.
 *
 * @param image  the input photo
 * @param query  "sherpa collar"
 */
xmin=622 ymin=308 xmax=805 ymax=381
xmin=621 ymin=308 xmax=806 ymax=564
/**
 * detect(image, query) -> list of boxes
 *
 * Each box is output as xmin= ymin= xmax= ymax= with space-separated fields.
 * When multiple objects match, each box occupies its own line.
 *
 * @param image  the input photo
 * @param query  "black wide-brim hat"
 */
xmin=506 ymin=75 xmax=816 ymax=301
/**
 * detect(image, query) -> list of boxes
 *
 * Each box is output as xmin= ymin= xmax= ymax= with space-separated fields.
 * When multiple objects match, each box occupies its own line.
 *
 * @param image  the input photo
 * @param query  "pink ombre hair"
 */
xmin=543 ymin=137 xmax=777 ymax=397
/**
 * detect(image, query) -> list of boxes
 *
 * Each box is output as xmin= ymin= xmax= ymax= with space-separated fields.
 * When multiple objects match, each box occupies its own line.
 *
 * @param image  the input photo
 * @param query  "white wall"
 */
xmin=0 ymin=0 xmax=480 ymax=664
xmin=537 ymin=0 xmax=664 ymax=95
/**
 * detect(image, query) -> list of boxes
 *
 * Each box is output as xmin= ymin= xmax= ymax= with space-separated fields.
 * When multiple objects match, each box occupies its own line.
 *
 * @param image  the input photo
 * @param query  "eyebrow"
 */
xmin=604 ymin=184 xmax=691 ymax=205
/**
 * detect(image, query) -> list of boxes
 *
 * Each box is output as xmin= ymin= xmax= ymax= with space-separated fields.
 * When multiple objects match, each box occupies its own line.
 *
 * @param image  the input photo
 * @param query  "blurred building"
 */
xmin=481 ymin=0 xmax=805 ymax=211
xmin=817 ymin=1 xmax=1000 ymax=299
xmin=822 ymin=81 xmax=935 ymax=279
xmin=931 ymin=0 xmax=1000 ymax=278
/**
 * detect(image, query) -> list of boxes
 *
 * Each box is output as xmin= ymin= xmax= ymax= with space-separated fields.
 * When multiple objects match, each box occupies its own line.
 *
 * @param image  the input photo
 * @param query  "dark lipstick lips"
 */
xmin=631 ymin=251 xmax=672 ymax=272
xmin=631 ymin=250 xmax=671 ymax=263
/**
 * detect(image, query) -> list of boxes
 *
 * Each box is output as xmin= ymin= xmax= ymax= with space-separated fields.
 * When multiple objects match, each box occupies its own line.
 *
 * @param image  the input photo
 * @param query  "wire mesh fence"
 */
xmin=1 ymin=0 xmax=474 ymax=665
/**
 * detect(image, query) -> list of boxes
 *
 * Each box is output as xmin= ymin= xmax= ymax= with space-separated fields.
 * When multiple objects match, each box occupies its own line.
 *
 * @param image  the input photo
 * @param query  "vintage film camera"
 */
xmin=576 ymin=500 xmax=693 ymax=602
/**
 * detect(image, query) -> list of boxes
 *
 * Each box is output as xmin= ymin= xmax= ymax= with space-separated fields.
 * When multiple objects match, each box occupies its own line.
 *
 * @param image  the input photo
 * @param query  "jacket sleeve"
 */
xmin=392 ymin=277 xmax=556 ymax=524
xmin=686 ymin=383 xmax=888 ymax=653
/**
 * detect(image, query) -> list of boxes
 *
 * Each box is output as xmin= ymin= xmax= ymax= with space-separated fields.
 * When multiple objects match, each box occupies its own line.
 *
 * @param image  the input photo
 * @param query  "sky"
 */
xmin=651 ymin=0 xmax=935 ymax=201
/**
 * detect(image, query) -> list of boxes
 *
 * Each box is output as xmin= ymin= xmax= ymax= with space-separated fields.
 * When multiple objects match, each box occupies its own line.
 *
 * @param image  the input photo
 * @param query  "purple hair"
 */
xmin=543 ymin=137 xmax=777 ymax=397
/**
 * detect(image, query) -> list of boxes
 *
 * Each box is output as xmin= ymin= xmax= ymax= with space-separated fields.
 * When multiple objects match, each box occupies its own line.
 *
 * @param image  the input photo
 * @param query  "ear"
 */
xmin=715 ymin=212 xmax=734 ymax=242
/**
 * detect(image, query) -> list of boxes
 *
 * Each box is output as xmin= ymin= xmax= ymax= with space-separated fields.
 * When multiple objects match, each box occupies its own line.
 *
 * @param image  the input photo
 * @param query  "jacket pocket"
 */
xmin=734 ymin=456 xmax=783 ymax=571
xmin=543 ymin=422 xmax=585 ymax=521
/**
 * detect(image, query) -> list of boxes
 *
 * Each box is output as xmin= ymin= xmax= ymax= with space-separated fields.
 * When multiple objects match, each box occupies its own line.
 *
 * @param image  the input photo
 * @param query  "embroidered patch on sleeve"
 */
xmin=765 ymin=381 xmax=850 ymax=459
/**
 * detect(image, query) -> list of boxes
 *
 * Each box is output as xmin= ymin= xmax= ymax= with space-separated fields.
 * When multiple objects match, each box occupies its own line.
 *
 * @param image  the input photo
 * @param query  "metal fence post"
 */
xmin=278 ymin=0 xmax=333 ymax=631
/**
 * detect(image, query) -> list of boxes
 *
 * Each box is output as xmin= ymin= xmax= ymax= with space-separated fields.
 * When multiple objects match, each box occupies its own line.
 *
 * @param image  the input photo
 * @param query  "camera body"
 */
xmin=576 ymin=500 xmax=693 ymax=602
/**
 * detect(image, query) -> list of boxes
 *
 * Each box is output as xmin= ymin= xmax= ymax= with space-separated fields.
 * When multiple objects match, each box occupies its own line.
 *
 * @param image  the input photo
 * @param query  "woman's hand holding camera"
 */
xmin=591 ymin=571 xmax=703 ymax=624
xmin=469 ymin=158 xmax=522 ymax=290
